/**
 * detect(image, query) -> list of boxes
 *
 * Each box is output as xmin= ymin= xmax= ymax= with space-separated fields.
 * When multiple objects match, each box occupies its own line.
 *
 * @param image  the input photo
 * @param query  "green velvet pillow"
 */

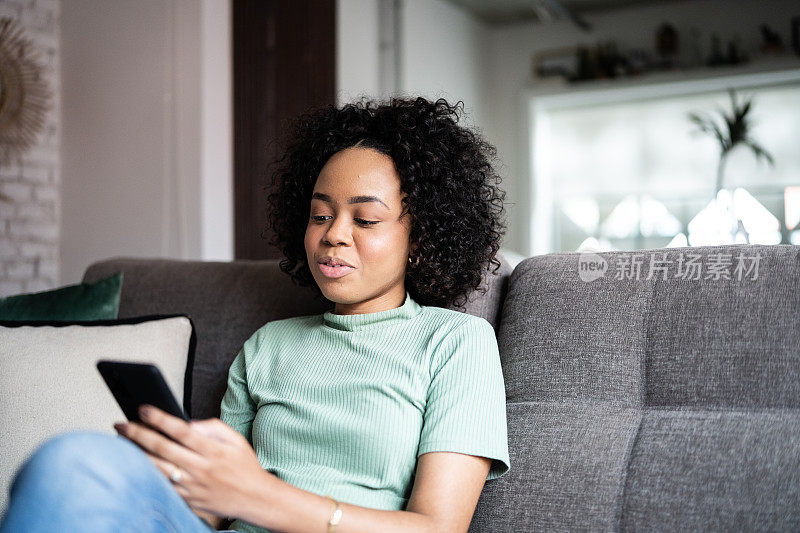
xmin=0 ymin=272 xmax=123 ymax=321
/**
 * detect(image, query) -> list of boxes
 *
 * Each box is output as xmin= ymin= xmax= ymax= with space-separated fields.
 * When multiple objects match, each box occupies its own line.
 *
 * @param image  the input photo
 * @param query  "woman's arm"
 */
xmin=237 ymin=451 xmax=490 ymax=533
xmin=238 ymin=475 xmax=435 ymax=533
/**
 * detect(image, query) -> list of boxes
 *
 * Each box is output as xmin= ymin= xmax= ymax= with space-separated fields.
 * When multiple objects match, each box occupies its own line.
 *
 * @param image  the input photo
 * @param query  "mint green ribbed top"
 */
xmin=219 ymin=291 xmax=510 ymax=533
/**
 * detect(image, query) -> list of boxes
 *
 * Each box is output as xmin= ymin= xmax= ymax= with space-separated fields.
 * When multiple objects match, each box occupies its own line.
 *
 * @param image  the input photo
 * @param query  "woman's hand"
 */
xmin=113 ymin=405 xmax=275 ymax=520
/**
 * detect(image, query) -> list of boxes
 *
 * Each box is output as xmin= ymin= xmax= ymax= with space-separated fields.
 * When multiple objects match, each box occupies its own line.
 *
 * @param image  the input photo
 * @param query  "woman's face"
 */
xmin=304 ymin=146 xmax=414 ymax=315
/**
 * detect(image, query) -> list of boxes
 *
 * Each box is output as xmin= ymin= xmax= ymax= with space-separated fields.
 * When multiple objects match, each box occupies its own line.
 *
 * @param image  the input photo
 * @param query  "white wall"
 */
xmin=61 ymin=0 xmax=232 ymax=285
xmin=337 ymin=0 xmax=491 ymax=128
xmin=200 ymin=0 xmax=233 ymax=262
xmin=399 ymin=0 xmax=490 ymax=130
xmin=336 ymin=0 xmax=382 ymax=105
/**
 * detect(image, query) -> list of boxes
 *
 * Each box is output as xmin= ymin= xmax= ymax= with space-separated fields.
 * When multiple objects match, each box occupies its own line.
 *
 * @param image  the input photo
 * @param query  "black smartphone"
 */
xmin=96 ymin=360 xmax=190 ymax=428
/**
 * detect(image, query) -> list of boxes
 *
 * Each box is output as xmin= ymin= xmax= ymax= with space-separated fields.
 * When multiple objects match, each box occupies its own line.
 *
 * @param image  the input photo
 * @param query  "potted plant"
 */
xmin=688 ymin=88 xmax=774 ymax=243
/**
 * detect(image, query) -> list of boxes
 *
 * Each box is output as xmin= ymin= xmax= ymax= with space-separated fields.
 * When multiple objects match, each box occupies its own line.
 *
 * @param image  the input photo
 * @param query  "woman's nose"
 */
xmin=323 ymin=219 xmax=352 ymax=245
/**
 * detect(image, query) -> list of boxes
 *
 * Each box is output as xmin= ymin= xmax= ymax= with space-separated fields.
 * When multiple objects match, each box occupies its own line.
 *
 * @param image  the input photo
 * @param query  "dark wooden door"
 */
xmin=233 ymin=0 xmax=336 ymax=259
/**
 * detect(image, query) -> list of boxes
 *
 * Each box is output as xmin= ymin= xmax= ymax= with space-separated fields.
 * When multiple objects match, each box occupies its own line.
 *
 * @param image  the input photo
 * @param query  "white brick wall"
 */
xmin=0 ymin=0 xmax=61 ymax=298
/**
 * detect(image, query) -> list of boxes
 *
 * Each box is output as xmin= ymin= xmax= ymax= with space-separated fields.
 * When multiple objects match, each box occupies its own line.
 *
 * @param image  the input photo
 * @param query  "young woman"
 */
xmin=0 ymin=96 xmax=510 ymax=533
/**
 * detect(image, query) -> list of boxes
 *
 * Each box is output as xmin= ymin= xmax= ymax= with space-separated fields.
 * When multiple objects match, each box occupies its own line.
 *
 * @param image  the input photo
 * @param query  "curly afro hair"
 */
xmin=264 ymin=96 xmax=507 ymax=311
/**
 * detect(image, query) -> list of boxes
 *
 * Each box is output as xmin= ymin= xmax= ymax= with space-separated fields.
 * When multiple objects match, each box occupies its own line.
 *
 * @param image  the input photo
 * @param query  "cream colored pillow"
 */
xmin=0 ymin=315 xmax=194 ymax=514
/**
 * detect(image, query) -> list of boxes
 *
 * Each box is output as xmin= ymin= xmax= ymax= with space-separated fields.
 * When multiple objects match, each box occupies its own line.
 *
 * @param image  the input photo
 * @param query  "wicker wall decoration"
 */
xmin=0 ymin=17 xmax=52 ymax=167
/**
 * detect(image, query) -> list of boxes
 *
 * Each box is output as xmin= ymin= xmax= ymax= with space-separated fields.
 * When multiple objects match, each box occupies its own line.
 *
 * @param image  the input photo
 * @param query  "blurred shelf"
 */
xmin=527 ymin=55 xmax=800 ymax=107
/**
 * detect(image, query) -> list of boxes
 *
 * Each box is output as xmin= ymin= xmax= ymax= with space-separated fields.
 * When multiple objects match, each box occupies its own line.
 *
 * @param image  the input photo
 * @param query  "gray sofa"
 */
xmin=82 ymin=243 xmax=800 ymax=531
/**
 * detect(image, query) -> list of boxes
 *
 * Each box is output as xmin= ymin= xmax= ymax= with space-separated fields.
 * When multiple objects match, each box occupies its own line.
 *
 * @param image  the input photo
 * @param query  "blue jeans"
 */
xmin=0 ymin=430 xmax=239 ymax=532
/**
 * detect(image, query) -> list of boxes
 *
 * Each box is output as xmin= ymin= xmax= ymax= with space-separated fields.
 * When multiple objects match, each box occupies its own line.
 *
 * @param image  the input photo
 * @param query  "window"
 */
xmin=530 ymin=68 xmax=800 ymax=254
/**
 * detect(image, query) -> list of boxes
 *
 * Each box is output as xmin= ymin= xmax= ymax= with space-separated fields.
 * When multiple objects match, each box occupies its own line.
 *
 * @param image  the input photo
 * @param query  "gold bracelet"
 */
xmin=324 ymin=494 xmax=342 ymax=533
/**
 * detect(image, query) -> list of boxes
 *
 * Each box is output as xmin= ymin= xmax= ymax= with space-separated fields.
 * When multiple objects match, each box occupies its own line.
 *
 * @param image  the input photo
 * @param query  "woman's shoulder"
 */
xmin=418 ymin=305 xmax=494 ymax=337
xmin=246 ymin=314 xmax=322 ymax=343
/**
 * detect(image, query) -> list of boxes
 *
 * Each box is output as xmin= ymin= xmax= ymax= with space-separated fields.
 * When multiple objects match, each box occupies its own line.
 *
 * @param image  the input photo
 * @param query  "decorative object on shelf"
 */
xmin=688 ymin=88 xmax=774 ymax=243
xmin=760 ymin=24 xmax=785 ymax=54
xmin=574 ymin=45 xmax=593 ymax=81
xmin=707 ymin=34 xmax=726 ymax=67
xmin=534 ymin=41 xmax=636 ymax=83
xmin=574 ymin=42 xmax=624 ymax=81
xmin=726 ymin=34 xmax=747 ymax=65
xmin=655 ymin=23 xmax=678 ymax=69
xmin=533 ymin=45 xmax=580 ymax=81
xmin=707 ymin=33 xmax=748 ymax=67
xmin=0 ymin=17 xmax=52 ymax=166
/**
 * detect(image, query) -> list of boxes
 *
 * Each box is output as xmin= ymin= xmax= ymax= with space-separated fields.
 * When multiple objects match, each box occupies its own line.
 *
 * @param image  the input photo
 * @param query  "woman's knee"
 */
xmin=11 ymin=430 xmax=151 ymax=493
xmin=29 ymin=430 xmax=141 ymax=467
xmin=3 ymin=431 xmax=176 ymax=531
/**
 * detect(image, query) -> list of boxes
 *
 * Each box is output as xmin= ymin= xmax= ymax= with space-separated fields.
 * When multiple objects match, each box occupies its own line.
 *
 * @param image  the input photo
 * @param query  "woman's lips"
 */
xmin=318 ymin=263 xmax=356 ymax=278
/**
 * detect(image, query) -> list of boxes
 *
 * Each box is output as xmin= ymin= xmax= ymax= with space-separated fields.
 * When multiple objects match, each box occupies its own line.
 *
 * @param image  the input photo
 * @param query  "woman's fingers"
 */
xmin=144 ymin=448 xmax=192 ymax=483
xmin=137 ymin=405 xmax=217 ymax=456
xmin=115 ymin=419 xmax=207 ymax=475
xmin=115 ymin=425 xmax=210 ymax=510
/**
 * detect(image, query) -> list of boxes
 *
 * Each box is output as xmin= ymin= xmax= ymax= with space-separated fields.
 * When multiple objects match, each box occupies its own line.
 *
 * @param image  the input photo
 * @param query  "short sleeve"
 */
xmin=417 ymin=317 xmax=511 ymax=480
xmin=219 ymin=330 xmax=260 ymax=443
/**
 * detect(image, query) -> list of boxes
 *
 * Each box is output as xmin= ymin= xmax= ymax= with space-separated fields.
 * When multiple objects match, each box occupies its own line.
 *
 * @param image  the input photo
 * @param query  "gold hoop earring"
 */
xmin=408 ymin=255 xmax=420 ymax=267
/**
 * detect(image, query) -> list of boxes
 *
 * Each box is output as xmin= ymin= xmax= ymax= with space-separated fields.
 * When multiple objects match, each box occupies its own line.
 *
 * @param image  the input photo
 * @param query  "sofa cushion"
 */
xmin=0 ymin=272 xmax=123 ymax=321
xmin=621 ymin=409 xmax=800 ymax=530
xmin=472 ymin=401 xmax=641 ymax=531
xmin=474 ymin=244 xmax=800 ymax=531
xmin=0 ymin=314 xmax=195 ymax=516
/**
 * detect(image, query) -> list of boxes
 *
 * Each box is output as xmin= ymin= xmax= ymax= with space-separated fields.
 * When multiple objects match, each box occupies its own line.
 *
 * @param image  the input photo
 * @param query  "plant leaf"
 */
xmin=739 ymin=98 xmax=752 ymax=120
xmin=711 ymin=122 xmax=728 ymax=151
xmin=688 ymin=112 xmax=712 ymax=131
xmin=746 ymin=141 xmax=775 ymax=166
xmin=689 ymin=87 xmax=773 ymax=170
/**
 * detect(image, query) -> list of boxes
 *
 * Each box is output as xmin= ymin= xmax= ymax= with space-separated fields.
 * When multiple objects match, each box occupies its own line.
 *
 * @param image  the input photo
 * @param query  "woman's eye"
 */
xmin=310 ymin=216 xmax=379 ymax=226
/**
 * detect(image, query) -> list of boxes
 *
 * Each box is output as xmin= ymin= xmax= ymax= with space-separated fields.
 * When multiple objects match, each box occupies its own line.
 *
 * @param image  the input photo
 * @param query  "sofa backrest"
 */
xmin=471 ymin=244 xmax=800 ymax=531
xmin=82 ymin=254 xmax=512 ymax=421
